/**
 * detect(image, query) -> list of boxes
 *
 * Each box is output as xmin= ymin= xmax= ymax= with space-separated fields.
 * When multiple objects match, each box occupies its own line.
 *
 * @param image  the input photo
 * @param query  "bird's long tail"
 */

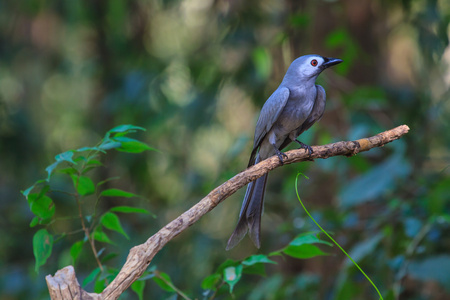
xmin=226 ymin=155 xmax=268 ymax=250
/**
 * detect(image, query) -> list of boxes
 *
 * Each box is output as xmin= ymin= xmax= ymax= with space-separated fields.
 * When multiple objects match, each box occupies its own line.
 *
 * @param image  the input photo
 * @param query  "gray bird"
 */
xmin=226 ymin=54 xmax=342 ymax=250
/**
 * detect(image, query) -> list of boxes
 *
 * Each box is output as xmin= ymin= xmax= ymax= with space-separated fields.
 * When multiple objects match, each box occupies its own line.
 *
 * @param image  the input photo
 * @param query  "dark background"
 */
xmin=0 ymin=0 xmax=449 ymax=299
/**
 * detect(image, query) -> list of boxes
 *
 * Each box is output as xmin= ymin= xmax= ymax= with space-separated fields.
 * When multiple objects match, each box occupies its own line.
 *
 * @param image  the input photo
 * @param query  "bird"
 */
xmin=226 ymin=54 xmax=342 ymax=250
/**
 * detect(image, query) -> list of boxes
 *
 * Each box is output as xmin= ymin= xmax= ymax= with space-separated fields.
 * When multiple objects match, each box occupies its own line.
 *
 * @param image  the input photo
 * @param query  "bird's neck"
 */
xmin=282 ymin=74 xmax=317 ymax=90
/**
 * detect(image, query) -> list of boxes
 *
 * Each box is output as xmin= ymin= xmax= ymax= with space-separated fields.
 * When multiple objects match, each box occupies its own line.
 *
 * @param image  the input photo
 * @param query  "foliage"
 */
xmin=200 ymin=233 xmax=333 ymax=299
xmin=1 ymin=0 xmax=449 ymax=299
xmin=22 ymin=125 xmax=155 ymax=284
xmin=296 ymin=173 xmax=384 ymax=299
xmin=22 ymin=124 xmax=342 ymax=299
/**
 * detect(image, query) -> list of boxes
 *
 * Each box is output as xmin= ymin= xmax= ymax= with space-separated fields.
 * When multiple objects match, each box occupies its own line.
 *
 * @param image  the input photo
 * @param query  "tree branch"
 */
xmin=46 ymin=125 xmax=410 ymax=300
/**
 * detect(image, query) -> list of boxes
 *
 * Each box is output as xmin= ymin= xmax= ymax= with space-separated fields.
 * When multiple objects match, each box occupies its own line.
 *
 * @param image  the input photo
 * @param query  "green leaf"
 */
xmin=104 ymin=268 xmax=119 ymax=283
xmin=33 ymin=229 xmax=53 ymax=273
xmin=242 ymin=254 xmax=277 ymax=266
xmin=58 ymin=167 xmax=77 ymax=175
xmin=97 ymin=177 xmax=120 ymax=187
xmin=37 ymin=184 xmax=50 ymax=199
xmin=76 ymin=146 xmax=103 ymax=153
xmin=22 ymin=180 xmax=47 ymax=198
xmin=289 ymin=233 xmax=333 ymax=247
xmin=153 ymin=272 xmax=175 ymax=292
xmin=242 ymin=263 xmax=267 ymax=276
xmin=201 ymin=273 xmax=222 ymax=290
xmin=111 ymin=206 xmax=153 ymax=216
xmin=28 ymin=193 xmax=55 ymax=219
xmin=100 ymin=212 xmax=129 ymax=239
xmin=344 ymin=233 xmax=383 ymax=267
xmin=55 ymin=151 xmax=76 ymax=164
xmin=45 ymin=162 xmax=60 ymax=181
xmin=437 ymin=214 xmax=450 ymax=224
xmin=216 ymin=259 xmax=238 ymax=274
xmin=339 ymin=154 xmax=411 ymax=207
xmin=139 ymin=269 xmax=156 ymax=281
xmin=100 ymin=188 xmax=138 ymax=198
xmin=22 ymin=184 xmax=36 ymax=197
xmin=113 ymin=136 xmax=154 ymax=153
xmin=282 ymin=244 xmax=329 ymax=259
xmin=92 ymin=227 xmax=115 ymax=245
xmin=82 ymin=267 xmax=101 ymax=287
xmin=223 ymin=265 xmax=243 ymax=293
xmin=383 ymin=289 xmax=396 ymax=300
xmin=71 ymin=175 xmax=95 ymax=196
xmin=87 ymin=159 xmax=103 ymax=166
xmin=45 ymin=151 xmax=76 ymax=181
xmin=94 ymin=278 xmax=105 ymax=293
xmin=336 ymin=280 xmax=364 ymax=300
xmin=30 ymin=216 xmax=39 ymax=227
xmin=108 ymin=124 xmax=146 ymax=134
xmin=74 ymin=156 xmax=88 ymax=163
xmin=70 ymin=241 xmax=84 ymax=265
xmin=101 ymin=252 xmax=118 ymax=263
xmin=324 ymin=28 xmax=359 ymax=74
xmin=268 ymin=250 xmax=283 ymax=257
xmin=240 ymin=255 xmax=276 ymax=277
xmin=408 ymin=255 xmax=450 ymax=292
xmin=99 ymin=140 xmax=122 ymax=150
xmin=81 ymin=166 xmax=99 ymax=175
xmin=131 ymin=280 xmax=145 ymax=300
xmin=39 ymin=217 xmax=53 ymax=225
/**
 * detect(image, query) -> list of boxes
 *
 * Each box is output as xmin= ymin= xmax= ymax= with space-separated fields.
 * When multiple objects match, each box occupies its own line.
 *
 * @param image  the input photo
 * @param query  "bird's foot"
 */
xmin=275 ymin=149 xmax=288 ymax=164
xmin=295 ymin=140 xmax=313 ymax=156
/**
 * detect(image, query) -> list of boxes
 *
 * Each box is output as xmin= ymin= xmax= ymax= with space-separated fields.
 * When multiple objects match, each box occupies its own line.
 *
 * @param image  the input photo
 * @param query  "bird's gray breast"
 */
xmin=272 ymin=86 xmax=317 ymax=133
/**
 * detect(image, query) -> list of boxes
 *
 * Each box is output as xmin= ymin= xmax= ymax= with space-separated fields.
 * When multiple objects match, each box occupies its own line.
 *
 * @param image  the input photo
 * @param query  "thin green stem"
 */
xmin=295 ymin=173 xmax=383 ymax=300
xmin=90 ymin=176 xmax=120 ymax=231
xmin=154 ymin=271 xmax=192 ymax=300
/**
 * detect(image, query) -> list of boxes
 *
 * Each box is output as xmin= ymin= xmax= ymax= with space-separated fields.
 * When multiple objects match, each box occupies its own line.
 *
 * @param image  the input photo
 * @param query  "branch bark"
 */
xmin=46 ymin=125 xmax=410 ymax=300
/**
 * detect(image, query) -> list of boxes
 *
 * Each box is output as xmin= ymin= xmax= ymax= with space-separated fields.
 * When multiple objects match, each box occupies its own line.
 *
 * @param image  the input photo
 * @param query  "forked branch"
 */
xmin=46 ymin=125 xmax=410 ymax=300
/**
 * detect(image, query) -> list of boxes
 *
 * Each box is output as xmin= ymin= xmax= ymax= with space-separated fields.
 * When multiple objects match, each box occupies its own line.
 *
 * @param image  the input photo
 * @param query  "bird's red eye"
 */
xmin=311 ymin=59 xmax=318 ymax=67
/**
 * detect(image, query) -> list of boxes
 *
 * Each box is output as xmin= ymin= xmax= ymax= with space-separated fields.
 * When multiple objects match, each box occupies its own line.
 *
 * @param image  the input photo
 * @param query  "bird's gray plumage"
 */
xmin=226 ymin=54 xmax=342 ymax=250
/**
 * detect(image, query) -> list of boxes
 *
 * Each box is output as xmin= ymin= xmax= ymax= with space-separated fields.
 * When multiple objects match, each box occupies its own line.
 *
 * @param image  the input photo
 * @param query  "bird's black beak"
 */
xmin=321 ymin=57 xmax=343 ymax=69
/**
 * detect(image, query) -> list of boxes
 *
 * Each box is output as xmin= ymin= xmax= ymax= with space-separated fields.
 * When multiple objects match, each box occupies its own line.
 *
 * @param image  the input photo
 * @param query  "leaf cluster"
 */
xmin=22 ymin=125 xmax=155 ymax=275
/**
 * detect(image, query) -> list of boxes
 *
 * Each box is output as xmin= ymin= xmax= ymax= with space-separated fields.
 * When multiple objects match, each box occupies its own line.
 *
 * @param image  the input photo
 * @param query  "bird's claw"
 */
xmin=295 ymin=140 xmax=314 ymax=156
xmin=275 ymin=149 xmax=288 ymax=164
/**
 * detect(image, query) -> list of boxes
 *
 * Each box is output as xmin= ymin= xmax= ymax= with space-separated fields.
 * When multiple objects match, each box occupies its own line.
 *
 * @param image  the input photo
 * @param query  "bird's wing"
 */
xmin=248 ymin=87 xmax=290 ymax=166
xmin=278 ymin=85 xmax=326 ymax=150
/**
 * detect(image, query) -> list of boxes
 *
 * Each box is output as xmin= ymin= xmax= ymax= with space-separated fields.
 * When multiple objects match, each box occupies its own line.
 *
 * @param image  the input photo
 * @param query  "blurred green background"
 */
xmin=1 ymin=0 xmax=449 ymax=299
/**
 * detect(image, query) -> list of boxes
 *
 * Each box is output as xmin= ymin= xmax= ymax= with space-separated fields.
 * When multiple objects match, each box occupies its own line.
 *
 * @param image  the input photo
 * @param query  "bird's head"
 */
xmin=286 ymin=54 xmax=343 ymax=82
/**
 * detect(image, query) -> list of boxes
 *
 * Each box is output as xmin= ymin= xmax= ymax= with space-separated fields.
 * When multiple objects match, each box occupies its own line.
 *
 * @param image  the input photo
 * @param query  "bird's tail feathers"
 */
xmin=246 ymin=173 xmax=268 ymax=248
xmin=226 ymin=180 xmax=255 ymax=250
xmin=226 ymin=171 xmax=268 ymax=250
xmin=226 ymin=213 xmax=250 ymax=250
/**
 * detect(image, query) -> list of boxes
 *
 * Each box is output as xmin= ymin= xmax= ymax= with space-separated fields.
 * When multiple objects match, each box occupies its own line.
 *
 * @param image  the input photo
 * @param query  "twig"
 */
xmin=45 ymin=125 xmax=410 ymax=300
xmin=208 ymin=280 xmax=225 ymax=300
xmin=74 ymin=174 xmax=104 ymax=272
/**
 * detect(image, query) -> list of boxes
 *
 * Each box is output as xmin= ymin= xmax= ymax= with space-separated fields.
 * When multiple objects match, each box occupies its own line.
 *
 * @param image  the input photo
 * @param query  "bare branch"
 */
xmin=46 ymin=125 xmax=410 ymax=300
xmin=46 ymin=266 xmax=100 ymax=300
